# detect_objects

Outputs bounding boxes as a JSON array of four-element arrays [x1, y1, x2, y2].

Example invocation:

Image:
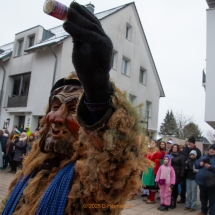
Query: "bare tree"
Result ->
[[174, 110, 193, 139], [206, 129, 215, 143]]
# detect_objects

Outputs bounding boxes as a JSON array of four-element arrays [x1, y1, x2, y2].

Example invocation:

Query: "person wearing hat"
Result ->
[[187, 136, 201, 159], [166, 139, 173, 153], [195, 144, 215, 215], [0, 129, 9, 169], [184, 150, 198, 212], [177, 135, 202, 204], [0, 2, 150, 215]]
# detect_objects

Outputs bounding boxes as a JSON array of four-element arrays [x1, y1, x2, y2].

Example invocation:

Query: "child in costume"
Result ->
[[155, 155, 176, 211]]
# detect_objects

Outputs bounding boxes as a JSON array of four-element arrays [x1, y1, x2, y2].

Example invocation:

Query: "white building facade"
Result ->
[[204, 0, 215, 129], [0, 3, 164, 138]]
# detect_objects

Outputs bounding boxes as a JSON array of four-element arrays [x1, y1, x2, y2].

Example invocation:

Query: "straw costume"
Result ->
[[0, 2, 151, 215]]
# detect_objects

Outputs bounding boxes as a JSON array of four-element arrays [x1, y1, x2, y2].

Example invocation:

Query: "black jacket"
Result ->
[[13, 139, 27, 162], [0, 135, 8, 153], [182, 146, 201, 162], [185, 158, 197, 180], [170, 152, 185, 184]]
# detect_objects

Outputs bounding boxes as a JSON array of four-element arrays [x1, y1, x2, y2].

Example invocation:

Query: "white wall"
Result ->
[[205, 8, 215, 128], [100, 5, 162, 133]]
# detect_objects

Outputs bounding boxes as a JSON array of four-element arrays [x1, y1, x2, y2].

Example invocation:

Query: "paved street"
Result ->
[[0, 169, 201, 215]]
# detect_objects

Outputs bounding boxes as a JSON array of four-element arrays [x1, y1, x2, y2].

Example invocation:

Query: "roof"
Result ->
[[1, 3, 131, 56], [95, 4, 130, 20], [26, 26, 69, 52], [131, 3, 165, 97], [206, 0, 215, 8], [0, 42, 13, 61], [25, 4, 131, 52], [198, 136, 210, 144]]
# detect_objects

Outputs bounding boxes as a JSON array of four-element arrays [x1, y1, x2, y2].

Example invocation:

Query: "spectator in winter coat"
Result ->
[[0, 130, 8, 169], [142, 140, 163, 204], [26, 133, 35, 153], [168, 144, 185, 209], [178, 136, 202, 204], [13, 132, 27, 170], [155, 155, 175, 211], [0, 140, 3, 170], [5, 134, 12, 170], [195, 144, 215, 215], [7, 134, 18, 173], [184, 150, 198, 212]]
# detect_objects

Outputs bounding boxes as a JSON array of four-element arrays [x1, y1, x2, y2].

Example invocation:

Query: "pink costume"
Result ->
[[155, 155, 175, 206]]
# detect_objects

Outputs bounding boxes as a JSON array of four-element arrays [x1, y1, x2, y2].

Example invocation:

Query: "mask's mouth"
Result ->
[[51, 125, 68, 138]]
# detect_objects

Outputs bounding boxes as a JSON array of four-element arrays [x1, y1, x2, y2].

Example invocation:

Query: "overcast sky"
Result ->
[[0, 0, 212, 137]]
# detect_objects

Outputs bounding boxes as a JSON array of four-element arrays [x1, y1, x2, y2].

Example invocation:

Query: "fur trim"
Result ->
[[0, 84, 152, 215]]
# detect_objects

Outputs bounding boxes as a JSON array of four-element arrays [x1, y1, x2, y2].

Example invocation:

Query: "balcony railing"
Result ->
[[7, 96, 28, 107]]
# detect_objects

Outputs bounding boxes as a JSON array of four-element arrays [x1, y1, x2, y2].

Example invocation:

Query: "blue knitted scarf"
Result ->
[[2, 162, 75, 215]]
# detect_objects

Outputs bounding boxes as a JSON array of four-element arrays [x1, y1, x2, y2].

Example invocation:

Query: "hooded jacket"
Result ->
[[185, 150, 197, 180], [155, 155, 175, 185], [195, 154, 215, 186]]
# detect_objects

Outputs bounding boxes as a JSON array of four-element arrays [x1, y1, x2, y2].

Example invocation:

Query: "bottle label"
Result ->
[[49, 1, 67, 20]]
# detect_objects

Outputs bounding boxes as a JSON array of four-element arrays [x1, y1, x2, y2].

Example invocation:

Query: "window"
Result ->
[[18, 116, 25, 129], [139, 68, 147, 85], [28, 35, 35, 48], [16, 38, 24, 56], [145, 101, 152, 118], [111, 50, 118, 70], [126, 23, 132, 41], [129, 94, 136, 105], [12, 73, 31, 96], [121, 57, 130, 76]]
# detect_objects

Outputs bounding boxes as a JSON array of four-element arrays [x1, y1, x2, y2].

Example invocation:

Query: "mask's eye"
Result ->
[[68, 106, 76, 114], [51, 102, 61, 111], [67, 100, 78, 114]]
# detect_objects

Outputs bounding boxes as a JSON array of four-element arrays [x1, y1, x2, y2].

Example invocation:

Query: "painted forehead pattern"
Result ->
[[50, 85, 83, 103]]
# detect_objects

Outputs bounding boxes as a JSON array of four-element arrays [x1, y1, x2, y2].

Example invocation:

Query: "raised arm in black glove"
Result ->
[[63, 2, 113, 103]]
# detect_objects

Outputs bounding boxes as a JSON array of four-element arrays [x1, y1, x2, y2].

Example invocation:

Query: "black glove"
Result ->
[[63, 2, 113, 102]]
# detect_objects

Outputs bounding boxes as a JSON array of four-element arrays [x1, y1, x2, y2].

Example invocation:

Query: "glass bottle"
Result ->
[[43, 0, 68, 20]]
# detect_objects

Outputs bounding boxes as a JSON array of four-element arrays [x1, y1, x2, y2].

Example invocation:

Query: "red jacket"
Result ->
[[146, 149, 162, 175]]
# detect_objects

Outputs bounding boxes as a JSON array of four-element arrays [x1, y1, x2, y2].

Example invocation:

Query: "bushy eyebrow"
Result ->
[[51, 96, 62, 104], [65, 97, 79, 104]]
